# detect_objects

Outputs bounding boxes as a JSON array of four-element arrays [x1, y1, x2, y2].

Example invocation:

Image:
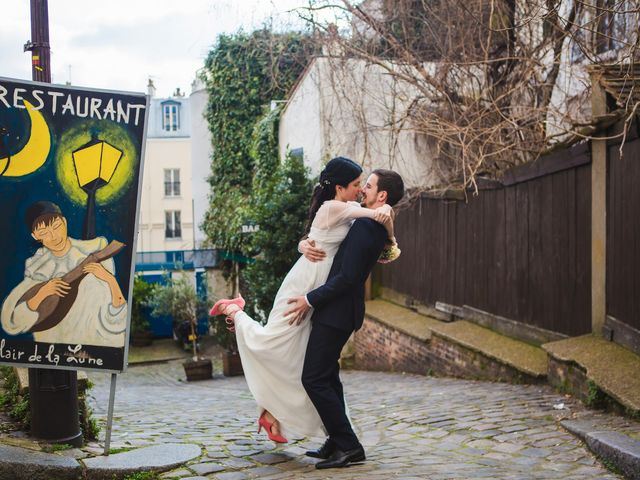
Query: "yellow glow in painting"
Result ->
[[56, 120, 137, 205]]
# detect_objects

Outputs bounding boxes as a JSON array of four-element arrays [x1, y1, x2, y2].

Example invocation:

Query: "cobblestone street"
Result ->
[[86, 361, 622, 479]]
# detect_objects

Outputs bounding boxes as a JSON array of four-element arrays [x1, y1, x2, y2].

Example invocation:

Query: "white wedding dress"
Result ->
[[233, 200, 382, 439]]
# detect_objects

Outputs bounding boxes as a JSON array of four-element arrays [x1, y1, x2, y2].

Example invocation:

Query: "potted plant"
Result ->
[[145, 272, 212, 381], [210, 309, 243, 377], [130, 275, 154, 346]]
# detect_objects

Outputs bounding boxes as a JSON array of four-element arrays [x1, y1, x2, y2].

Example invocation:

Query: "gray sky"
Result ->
[[2, 0, 321, 97]]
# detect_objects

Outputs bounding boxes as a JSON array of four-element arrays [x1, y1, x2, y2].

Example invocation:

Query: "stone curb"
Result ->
[[0, 444, 81, 480], [561, 419, 640, 480], [0, 442, 202, 480]]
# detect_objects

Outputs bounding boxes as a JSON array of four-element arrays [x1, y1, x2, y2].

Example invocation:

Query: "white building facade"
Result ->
[[279, 56, 438, 189], [137, 84, 195, 253], [189, 74, 212, 249], [135, 79, 230, 337]]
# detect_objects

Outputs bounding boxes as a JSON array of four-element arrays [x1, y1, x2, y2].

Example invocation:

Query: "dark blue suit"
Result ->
[[302, 217, 387, 451]]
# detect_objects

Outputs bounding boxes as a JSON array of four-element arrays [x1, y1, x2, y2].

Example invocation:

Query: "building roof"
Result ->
[[590, 63, 640, 110]]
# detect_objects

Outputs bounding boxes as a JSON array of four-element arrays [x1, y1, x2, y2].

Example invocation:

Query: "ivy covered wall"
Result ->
[[243, 109, 312, 319], [202, 29, 316, 316]]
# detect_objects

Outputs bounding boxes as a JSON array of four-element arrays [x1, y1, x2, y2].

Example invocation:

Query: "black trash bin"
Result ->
[[29, 368, 82, 446]]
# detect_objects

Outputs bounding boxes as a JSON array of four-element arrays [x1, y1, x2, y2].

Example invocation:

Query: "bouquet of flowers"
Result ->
[[378, 240, 401, 264]]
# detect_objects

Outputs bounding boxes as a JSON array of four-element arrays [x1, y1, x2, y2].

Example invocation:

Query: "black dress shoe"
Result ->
[[315, 446, 365, 469], [305, 439, 336, 459]]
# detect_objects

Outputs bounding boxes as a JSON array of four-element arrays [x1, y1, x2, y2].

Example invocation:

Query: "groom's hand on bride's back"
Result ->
[[285, 296, 311, 326], [299, 239, 326, 262]]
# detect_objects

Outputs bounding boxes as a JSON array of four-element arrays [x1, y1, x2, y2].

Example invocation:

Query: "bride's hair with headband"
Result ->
[[303, 157, 362, 236]]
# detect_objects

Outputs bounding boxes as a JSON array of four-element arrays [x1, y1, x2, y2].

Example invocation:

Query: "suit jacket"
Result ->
[[307, 217, 388, 332]]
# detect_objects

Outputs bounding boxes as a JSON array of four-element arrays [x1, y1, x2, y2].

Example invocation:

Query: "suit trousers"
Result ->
[[302, 322, 361, 451]]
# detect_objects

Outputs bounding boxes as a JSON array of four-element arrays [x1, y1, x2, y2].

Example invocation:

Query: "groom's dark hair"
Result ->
[[372, 169, 404, 206]]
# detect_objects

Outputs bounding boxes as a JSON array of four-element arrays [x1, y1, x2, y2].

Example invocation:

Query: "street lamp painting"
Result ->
[[72, 138, 123, 239], [0, 77, 148, 379]]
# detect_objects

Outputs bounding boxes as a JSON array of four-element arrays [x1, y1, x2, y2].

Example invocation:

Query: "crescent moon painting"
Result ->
[[0, 100, 51, 177], [0, 77, 148, 374]]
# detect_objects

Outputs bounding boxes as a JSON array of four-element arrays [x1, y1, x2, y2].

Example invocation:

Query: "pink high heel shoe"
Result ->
[[210, 295, 245, 332], [258, 411, 288, 444]]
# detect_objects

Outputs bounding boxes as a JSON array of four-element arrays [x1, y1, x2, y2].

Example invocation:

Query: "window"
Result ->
[[164, 169, 181, 196], [595, 0, 620, 53], [165, 210, 182, 239], [570, 1, 634, 62], [162, 102, 180, 131], [570, 23, 588, 63]]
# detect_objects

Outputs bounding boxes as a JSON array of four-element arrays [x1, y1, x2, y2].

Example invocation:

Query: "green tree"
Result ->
[[242, 148, 313, 321], [201, 29, 317, 257]]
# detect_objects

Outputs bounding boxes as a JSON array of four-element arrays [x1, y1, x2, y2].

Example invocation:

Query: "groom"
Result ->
[[286, 167, 404, 469]]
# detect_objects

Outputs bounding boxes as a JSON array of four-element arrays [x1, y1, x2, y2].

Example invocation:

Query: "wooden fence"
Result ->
[[378, 143, 593, 337], [380, 119, 640, 340], [606, 122, 640, 333]]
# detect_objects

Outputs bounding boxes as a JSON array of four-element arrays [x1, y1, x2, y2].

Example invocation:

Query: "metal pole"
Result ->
[[25, 0, 51, 83], [83, 189, 97, 239], [25, 0, 82, 448], [103, 373, 118, 455]]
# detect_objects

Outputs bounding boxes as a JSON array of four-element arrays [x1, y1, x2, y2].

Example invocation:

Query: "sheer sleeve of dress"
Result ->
[[311, 200, 376, 230]]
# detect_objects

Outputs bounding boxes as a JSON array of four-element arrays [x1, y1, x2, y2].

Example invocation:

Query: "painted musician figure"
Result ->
[[1, 201, 127, 347]]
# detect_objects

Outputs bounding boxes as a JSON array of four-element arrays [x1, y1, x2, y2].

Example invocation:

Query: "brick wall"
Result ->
[[547, 356, 624, 413], [354, 317, 434, 375], [547, 356, 589, 399], [429, 334, 542, 384], [354, 316, 543, 384], [355, 310, 634, 417]]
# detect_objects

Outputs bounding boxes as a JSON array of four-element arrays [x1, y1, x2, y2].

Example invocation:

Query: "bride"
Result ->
[[210, 156, 396, 443]]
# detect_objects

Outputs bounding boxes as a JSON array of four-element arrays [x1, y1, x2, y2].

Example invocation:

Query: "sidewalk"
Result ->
[[0, 337, 639, 479]]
